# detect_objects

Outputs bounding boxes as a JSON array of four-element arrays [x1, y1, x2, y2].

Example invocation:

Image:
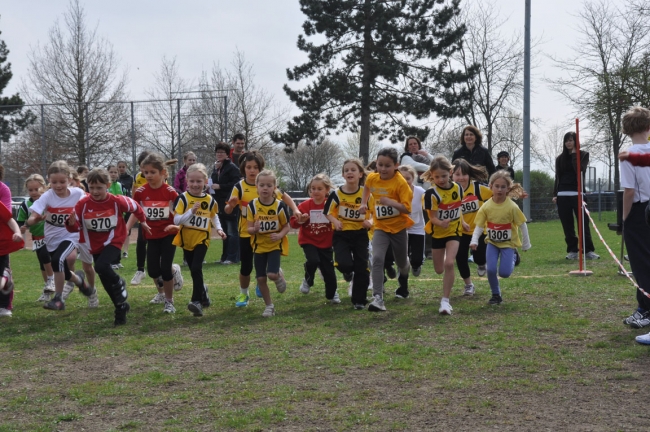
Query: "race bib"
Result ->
[[258, 215, 279, 233], [45, 207, 74, 227], [338, 203, 362, 221], [436, 202, 461, 221], [84, 209, 118, 232], [487, 222, 512, 243], [461, 195, 480, 214], [142, 201, 170, 221], [32, 237, 46, 251], [188, 214, 210, 231], [375, 204, 398, 220], [240, 200, 249, 218], [310, 209, 329, 224]]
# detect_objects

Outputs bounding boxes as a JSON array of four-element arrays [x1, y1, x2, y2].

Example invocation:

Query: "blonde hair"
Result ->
[[308, 173, 333, 191], [420, 155, 452, 183], [48, 160, 71, 177], [183, 151, 197, 162], [398, 165, 417, 181], [342, 158, 368, 186], [256, 169, 277, 186], [25, 174, 47, 192], [187, 163, 208, 179], [489, 170, 526, 199], [622, 106, 650, 136]]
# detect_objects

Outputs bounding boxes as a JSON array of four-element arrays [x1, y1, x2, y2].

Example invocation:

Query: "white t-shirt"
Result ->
[[407, 186, 426, 235], [30, 187, 85, 252], [620, 142, 650, 203]]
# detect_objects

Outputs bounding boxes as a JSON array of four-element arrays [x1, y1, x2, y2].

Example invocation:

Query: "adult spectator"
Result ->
[[210, 142, 242, 264], [230, 133, 246, 164], [400, 136, 432, 176], [174, 151, 197, 194], [496, 151, 516, 180], [117, 161, 134, 196], [451, 126, 496, 176], [552, 131, 599, 260]]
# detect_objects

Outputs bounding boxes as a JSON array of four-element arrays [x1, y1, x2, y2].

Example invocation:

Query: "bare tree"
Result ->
[[531, 123, 568, 174], [548, 0, 650, 191], [425, 120, 464, 159], [340, 132, 382, 162], [451, 0, 527, 153], [277, 139, 343, 191], [22, 0, 129, 167]]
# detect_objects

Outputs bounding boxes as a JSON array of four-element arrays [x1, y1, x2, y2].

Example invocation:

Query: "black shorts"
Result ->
[[431, 236, 461, 249]]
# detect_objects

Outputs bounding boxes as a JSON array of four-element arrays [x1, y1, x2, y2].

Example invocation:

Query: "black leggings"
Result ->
[[0, 254, 10, 309], [333, 229, 369, 305], [183, 245, 209, 302], [136, 223, 147, 271], [94, 245, 128, 306], [456, 234, 487, 279], [302, 244, 338, 300], [146, 235, 176, 281], [36, 244, 51, 271], [50, 241, 76, 280], [239, 236, 254, 277], [407, 233, 425, 269], [557, 195, 595, 253], [624, 202, 650, 312]]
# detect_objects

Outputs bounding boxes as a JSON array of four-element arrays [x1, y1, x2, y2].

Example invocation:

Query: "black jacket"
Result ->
[[210, 158, 241, 216], [452, 145, 496, 176], [553, 152, 589, 196], [118, 173, 134, 196]]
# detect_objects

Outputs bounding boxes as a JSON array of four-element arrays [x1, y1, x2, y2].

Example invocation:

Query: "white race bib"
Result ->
[[338, 204, 362, 221], [188, 214, 210, 231], [461, 196, 480, 214], [258, 216, 280, 233], [310, 209, 329, 224], [436, 202, 461, 221], [375, 204, 398, 220], [142, 201, 170, 221], [487, 222, 512, 243], [84, 209, 118, 232], [45, 207, 74, 227], [32, 238, 46, 251]]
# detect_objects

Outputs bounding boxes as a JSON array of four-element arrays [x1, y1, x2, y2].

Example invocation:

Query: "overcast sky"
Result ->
[[0, 0, 630, 173]]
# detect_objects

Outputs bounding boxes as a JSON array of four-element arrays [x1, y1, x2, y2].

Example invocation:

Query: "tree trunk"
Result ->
[[358, 0, 373, 165]]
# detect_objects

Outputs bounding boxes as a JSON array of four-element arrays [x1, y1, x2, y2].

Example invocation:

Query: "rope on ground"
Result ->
[[583, 204, 650, 299]]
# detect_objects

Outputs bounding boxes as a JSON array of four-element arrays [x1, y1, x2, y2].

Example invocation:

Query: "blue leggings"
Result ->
[[486, 243, 515, 296]]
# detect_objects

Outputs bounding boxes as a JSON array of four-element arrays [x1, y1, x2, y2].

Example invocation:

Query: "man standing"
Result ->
[[230, 133, 246, 165]]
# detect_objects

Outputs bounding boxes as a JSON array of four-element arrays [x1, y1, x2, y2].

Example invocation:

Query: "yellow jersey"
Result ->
[[364, 172, 414, 234], [423, 181, 464, 238], [172, 192, 219, 250], [323, 187, 373, 231], [474, 197, 527, 248], [230, 180, 283, 238], [246, 198, 290, 255], [460, 181, 493, 235]]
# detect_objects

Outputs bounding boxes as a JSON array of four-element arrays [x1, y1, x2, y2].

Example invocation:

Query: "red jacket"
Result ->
[[289, 198, 333, 248], [67, 194, 145, 255], [627, 152, 650, 167], [133, 183, 178, 240], [0, 202, 23, 255]]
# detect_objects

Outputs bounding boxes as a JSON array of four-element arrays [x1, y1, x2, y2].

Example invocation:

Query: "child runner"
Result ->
[[16, 174, 56, 302], [107, 165, 125, 269], [421, 156, 469, 315], [173, 163, 226, 317], [26, 161, 97, 311], [66, 168, 149, 325], [290, 174, 339, 303], [117, 160, 134, 259], [174, 151, 197, 194], [324, 159, 372, 309], [470, 171, 531, 305], [360, 148, 414, 312], [398, 165, 426, 277], [452, 159, 491, 295], [130, 151, 151, 285], [0, 200, 25, 317], [225, 151, 301, 308], [131, 153, 184, 313], [247, 169, 290, 317]]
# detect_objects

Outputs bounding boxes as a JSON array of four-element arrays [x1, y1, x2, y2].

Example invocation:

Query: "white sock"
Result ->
[[240, 287, 248, 295], [442, 297, 450, 303]]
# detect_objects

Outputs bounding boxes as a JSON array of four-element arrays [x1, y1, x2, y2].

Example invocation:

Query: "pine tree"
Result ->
[[276, 0, 477, 163], [0, 23, 34, 143]]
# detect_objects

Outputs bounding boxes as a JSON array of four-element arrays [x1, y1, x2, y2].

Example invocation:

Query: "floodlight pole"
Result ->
[[522, 0, 531, 220]]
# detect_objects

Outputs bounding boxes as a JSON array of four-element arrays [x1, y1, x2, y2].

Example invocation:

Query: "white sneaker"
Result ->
[[565, 252, 578, 260], [275, 269, 286, 293], [585, 251, 600, 260], [368, 294, 386, 312], [172, 264, 184, 291], [62, 280, 75, 301], [0, 308, 12, 317], [463, 283, 475, 296], [330, 292, 341, 304], [131, 270, 146, 285], [477, 265, 486, 277], [262, 304, 275, 317], [439, 301, 453, 315], [122, 251, 128, 259], [299, 279, 310, 294], [37, 291, 53, 302], [163, 300, 176, 314], [635, 332, 650, 345], [87, 288, 99, 308], [149, 292, 166, 304]]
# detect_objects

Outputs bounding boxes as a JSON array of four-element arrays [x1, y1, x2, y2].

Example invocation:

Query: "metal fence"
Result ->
[[0, 95, 229, 194]]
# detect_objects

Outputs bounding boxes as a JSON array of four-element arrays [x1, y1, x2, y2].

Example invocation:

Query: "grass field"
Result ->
[[1, 210, 649, 431]]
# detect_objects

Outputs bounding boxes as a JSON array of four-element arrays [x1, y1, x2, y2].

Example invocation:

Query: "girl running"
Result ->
[[290, 174, 339, 303], [360, 148, 414, 312], [130, 151, 151, 285], [17, 174, 56, 302], [107, 165, 125, 269], [26, 161, 96, 311], [131, 153, 184, 314], [422, 156, 469, 315], [397, 165, 426, 277], [324, 158, 372, 309], [225, 151, 301, 308], [470, 171, 531, 305], [66, 168, 149, 325], [452, 159, 491, 296], [0, 201, 24, 317], [247, 170, 290, 317], [173, 163, 226, 317]]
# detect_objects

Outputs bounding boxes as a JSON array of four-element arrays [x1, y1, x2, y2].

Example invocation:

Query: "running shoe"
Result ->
[[130, 270, 146, 285], [172, 264, 184, 291], [235, 293, 249, 307]]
